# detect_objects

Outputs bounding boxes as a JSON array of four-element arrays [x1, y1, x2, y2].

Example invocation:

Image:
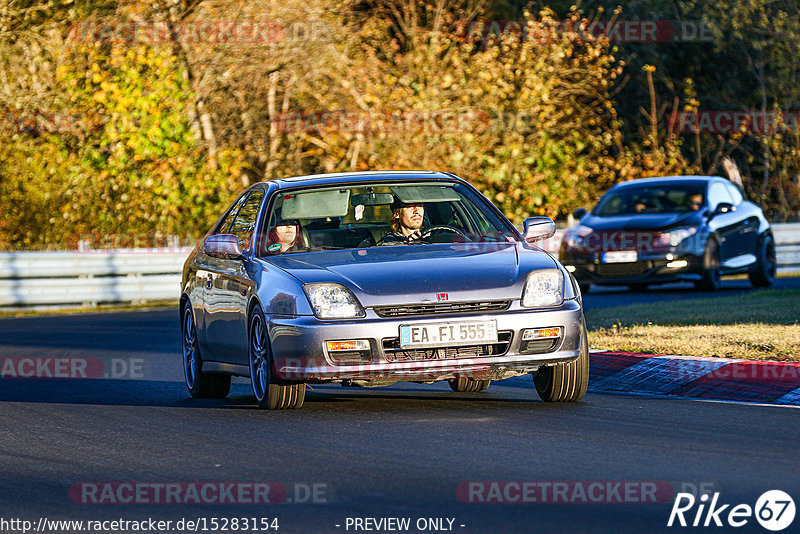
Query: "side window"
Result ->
[[708, 182, 734, 211], [216, 193, 249, 235], [725, 182, 744, 205], [230, 189, 264, 250]]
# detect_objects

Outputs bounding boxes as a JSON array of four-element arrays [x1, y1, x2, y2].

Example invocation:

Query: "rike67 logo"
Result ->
[[668, 490, 795, 531]]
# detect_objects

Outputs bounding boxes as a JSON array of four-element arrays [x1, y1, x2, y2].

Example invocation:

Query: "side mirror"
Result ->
[[522, 217, 556, 243], [709, 202, 736, 219], [572, 207, 588, 220], [204, 234, 244, 259]]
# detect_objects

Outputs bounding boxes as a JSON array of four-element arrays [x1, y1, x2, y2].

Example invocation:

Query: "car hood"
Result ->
[[265, 243, 558, 306], [582, 211, 701, 231]]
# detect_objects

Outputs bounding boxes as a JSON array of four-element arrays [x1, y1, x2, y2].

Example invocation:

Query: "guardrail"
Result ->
[[0, 224, 798, 307], [0, 249, 189, 307]]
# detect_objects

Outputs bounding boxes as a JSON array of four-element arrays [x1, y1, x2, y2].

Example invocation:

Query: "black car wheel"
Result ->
[[249, 305, 305, 410], [533, 317, 589, 402], [182, 302, 231, 398], [448, 378, 491, 392], [695, 238, 721, 291], [749, 234, 777, 288]]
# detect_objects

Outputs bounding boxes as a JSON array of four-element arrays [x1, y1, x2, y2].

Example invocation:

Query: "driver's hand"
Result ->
[[405, 230, 423, 243]]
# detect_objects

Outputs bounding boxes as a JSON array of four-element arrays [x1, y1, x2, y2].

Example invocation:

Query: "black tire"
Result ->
[[694, 238, 721, 291], [749, 234, 776, 288], [578, 282, 591, 295], [181, 302, 231, 398], [448, 377, 491, 392], [248, 305, 305, 409], [533, 317, 589, 402]]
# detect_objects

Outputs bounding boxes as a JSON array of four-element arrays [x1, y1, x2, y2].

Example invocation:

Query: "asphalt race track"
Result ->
[[1, 279, 799, 534], [582, 275, 800, 309]]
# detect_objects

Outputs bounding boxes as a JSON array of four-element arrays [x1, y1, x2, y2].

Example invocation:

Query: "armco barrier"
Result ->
[[0, 249, 189, 307], [0, 224, 797, 307]]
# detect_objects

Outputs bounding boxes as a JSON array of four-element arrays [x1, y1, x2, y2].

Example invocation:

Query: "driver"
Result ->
[[380, 198, 426, 245]]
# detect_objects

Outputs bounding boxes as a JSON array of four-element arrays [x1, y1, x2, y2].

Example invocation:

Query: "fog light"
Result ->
[[564, 265, 577, 273], [325, 339, 371, 365], [521, 327, 562, 341], [666, 260, 688, 269], [520, 327, 562, 354], [326, 340, 370, 352]]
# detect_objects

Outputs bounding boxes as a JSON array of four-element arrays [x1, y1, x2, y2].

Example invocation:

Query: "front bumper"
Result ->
[[267, 299, 584, 383], [561, 251, 705, 286]]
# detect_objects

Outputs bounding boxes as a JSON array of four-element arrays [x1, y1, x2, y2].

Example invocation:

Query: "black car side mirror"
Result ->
[[204, 234, 244, 260], [709, 202, 736, 219], [572, 207, 588, 220]]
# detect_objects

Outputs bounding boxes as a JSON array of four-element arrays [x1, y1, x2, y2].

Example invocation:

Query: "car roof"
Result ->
[[260, 170, 464, 190], [612, 175, 725, 189]]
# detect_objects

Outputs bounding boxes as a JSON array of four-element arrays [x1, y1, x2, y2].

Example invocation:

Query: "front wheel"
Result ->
[[694, 239, 721, 291], [533, 318, 589, 402], [182, 302, 231, 398], [448, 378, 491, 392], [749, 234, 776, 288], [249, 305, 305, 409]]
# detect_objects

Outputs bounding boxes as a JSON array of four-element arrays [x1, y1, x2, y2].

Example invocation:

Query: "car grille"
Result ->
[[374, 300, 510, 318], [596, 262, 651, 277], [382, 331, 513, 362]]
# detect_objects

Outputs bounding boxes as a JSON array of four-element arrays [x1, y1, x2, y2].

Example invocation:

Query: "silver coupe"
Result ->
[[181, 171, 588, 409]]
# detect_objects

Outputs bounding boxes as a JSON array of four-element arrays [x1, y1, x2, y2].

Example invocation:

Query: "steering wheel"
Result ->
[[420, 225, 467, 239]]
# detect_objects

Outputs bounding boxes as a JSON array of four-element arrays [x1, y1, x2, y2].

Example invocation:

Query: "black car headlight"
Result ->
[[303, 283, 366, 319], [521, 269, 564, 308], [655, 226, 698, 247]]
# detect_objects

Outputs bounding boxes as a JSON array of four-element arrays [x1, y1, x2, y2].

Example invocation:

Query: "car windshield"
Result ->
[[594, 184, 706, 216], [259, 181, 517, 254]]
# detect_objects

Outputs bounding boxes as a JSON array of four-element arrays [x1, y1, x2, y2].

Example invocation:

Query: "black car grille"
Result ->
[[374, 300, 510, 318], [382, 331, 513, 362], [596, 261, 651, 278]]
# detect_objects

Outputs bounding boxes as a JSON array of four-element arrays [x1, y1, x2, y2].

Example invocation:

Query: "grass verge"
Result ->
[[586, 289, 800, 361]]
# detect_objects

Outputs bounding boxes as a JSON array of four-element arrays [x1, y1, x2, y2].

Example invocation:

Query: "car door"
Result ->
[[706, 180, 744, 264], [205, 189, 264, 366], [725, 181, 759, 259], [195, 192, 249, 357]]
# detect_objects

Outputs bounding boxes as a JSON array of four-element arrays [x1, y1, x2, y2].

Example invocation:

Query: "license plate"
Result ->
[[602, 250, 638, 263], [399, 320, 498, 348]]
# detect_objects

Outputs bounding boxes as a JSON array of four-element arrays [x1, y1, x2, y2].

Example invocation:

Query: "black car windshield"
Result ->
[[259, 181, 518, 254], [594, 184, 706, 216]]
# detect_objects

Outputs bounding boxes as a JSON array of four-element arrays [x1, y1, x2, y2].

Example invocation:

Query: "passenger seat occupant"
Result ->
[[380, 198, 426, 245], [689, 193, 704, 211], [266, 219, 303, 254]]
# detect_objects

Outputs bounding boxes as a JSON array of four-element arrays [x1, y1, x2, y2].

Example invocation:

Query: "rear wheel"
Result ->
[[182, 302, 231, 398], [749, 234, 776, 288], [533, 317, 589, 402], [694, 239, 721, 291], [249, 305, 305, 409], [448, 378, 491, 392]]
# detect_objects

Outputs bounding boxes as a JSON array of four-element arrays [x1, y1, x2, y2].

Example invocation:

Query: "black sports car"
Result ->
[[559, 176, 776, 292]]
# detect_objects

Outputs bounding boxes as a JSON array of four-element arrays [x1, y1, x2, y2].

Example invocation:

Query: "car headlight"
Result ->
[[303, 283, 366, 319], [655, 227, 698, 247], [564, 225, 593, 247], [521, 269, 564, 308]]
